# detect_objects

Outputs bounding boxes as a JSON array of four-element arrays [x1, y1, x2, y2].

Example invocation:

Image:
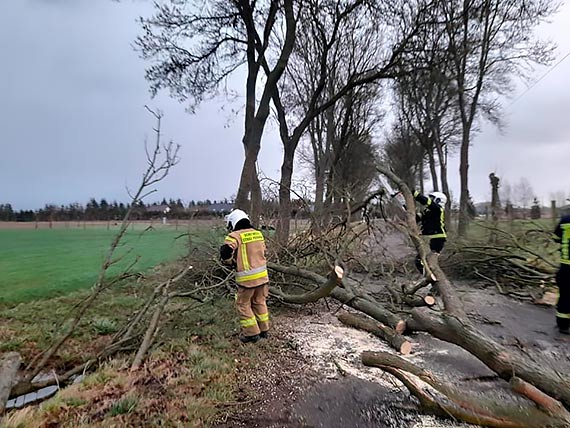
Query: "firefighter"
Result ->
[[220, 209, 270, 343], [553, 214, 570, 335], [413, 190, 447, 273]]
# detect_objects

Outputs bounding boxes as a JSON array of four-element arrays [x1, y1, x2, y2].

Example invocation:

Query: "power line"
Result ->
[[509, 49, 570, 106]]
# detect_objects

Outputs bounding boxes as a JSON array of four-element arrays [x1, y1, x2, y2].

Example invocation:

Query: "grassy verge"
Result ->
[[1, 261, 265, 427]]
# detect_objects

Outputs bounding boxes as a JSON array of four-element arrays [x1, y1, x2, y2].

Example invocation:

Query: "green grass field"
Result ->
[[0, 226, 191, 305]]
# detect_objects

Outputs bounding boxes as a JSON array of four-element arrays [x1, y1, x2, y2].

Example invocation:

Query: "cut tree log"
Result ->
[[403, 277, 434, 295], [362, 351, 570, 428], [0, 352, 21, 414], [337, 313, 412, 354], [403, 294, 436, 307]]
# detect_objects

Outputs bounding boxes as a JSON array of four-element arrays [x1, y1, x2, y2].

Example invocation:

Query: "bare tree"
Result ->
[[514, 177, 534, 210], [395, 31, 461, 217], [437, 0, 557, 236], [271, 0, 434, 242], [136, 0, 297, 224], [499, 178, 512, 207]]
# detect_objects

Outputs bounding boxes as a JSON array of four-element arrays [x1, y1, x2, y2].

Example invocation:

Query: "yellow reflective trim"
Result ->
[[240, 230, 264, 244], [440, 209, 446, 237], [426, 198, 432, 206], [426, 233, 447, 239], [413, 190, 419, 197], [256, 313, 269, 322], [556, 312, 570, 319], [225, 236, 237, 244], [561, 260, 570, 265], [561, 224, 570, 263], [236, 270, 269, 283], [241, 239, 250, 271], [240, 316, 258, 327]]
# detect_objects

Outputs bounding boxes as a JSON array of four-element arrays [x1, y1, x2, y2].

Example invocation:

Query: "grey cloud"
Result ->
[[0, 0, 568, 211]]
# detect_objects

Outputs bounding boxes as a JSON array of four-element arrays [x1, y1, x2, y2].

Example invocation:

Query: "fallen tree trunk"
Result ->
[[270, 264, 344, 304], [0, 352, 21, 414], [409, 309, 570, 408], [331, 288, 407, 334], [338, 313, 411, 354], [268, 262, 406, 333], [362, 351, 570, 428]]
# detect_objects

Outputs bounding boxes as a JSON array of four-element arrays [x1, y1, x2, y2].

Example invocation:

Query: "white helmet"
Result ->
[[428, 191, 447, 208], [225, 209, 249, 231]]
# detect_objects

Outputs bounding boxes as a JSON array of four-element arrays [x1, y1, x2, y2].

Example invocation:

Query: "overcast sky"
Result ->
[[0, 0, 569, 210]]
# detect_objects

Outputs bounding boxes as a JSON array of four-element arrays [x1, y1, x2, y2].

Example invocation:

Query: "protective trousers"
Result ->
[[556, 265, 570, 331], [415, 237, 446, 273], [236, 283, 270, 337]]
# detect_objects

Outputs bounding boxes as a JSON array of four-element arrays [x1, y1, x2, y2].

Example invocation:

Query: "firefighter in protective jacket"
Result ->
[[220, 209, 270, 343], [553, 214, 570, 335], [413, 190, 447, 273]]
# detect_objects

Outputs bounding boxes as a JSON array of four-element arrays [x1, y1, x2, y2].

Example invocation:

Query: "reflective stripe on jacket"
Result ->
[[224, 228, 269, 287], [554, 215, 570, 265], [414, 191, 446, 239]]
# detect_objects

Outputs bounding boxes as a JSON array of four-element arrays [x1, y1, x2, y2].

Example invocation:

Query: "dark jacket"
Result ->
[[414, 191, 446, 238], [220, 219, 253, 262], [554, 215, 570, 265]]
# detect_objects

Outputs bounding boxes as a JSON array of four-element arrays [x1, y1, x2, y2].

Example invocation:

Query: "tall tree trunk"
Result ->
[[277, 143, 295, 243], [418, 157, 424, 194], [434, 139, 451, 227], [234, 142, 261, 215], [314, 162, 325, 220], [428, 150, 439, 192], [458, 128, 470, 236]]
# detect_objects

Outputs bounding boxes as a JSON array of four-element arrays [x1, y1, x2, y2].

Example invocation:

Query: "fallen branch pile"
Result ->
[[264, 165, 570, 427], [446, 223, 557, 294]]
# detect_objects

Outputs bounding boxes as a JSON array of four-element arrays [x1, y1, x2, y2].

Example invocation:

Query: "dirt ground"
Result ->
[[216, 280, 570, 428]]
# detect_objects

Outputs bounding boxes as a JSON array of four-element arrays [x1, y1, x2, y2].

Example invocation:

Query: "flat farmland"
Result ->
[[0, 222, 204, 305]]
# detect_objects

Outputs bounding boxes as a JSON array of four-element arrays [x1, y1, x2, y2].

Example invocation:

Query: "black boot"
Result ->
[[556, 317, 570, 335], [259, 331, 270, 339], [239, 334, 260, 344]]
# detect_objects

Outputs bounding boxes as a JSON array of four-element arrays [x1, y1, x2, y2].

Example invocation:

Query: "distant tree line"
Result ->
[[0, 198, 237, 222]]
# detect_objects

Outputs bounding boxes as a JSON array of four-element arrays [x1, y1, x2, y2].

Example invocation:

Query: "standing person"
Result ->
[[412, 190, 447, 274], [553, 214, 570, 335], [220, 209, 270, 343]]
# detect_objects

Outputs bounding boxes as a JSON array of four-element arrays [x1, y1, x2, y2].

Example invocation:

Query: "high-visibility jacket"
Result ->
[[224, 228, 269, 287], [414, 191, 446, 239], [554, 215, 570, 265]]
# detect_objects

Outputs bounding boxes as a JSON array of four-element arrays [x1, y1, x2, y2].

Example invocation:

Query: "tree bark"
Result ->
[[271, 265, 344, 304], [235, 133, 262, 220], [410, 309, 570, 407], [338, 313, 411, 354], [268, 262, 406, 333], [362, 351, 569, 428], [276, 142, 295, 244], [458, 113, 472, 236], [434, 137, 451, 222], [331, 288, 407, 334], [427, 150, 439, 192]]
